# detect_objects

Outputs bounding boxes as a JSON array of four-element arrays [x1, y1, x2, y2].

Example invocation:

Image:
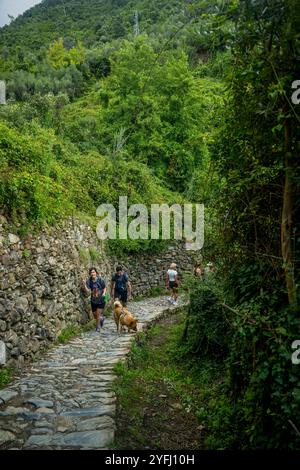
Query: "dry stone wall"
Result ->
[[0, 215, 197, 367]]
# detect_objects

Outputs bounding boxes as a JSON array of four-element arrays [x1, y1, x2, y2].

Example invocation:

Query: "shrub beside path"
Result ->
[[0, 296, 188, 449]]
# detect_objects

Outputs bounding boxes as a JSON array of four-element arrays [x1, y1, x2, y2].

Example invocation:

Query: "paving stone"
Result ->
[[3, 406, 28, 415], [50, 430, 114, 448], [36, 407, 55, 414], [0, 430, 15, 445], [23, 398, 54, 409], [61, 405, 115, 418], [31, 428, 54, 435], [34, 421, 53, 429], [0, 390, 18, 404], [24, 435, 52, 447], [76, 416, 115, 432]]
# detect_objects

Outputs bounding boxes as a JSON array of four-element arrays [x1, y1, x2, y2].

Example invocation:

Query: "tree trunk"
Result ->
[[281, 119, 297, 310]]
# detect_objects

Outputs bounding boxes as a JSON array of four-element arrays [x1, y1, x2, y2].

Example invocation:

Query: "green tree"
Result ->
[[47, 38, 69, 69], [47, 38, 85, 69], [97, 36, 222, 191], [202, 0, 300, 449]]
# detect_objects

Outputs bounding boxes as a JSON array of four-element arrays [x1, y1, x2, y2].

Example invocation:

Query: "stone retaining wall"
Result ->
[[0, 215, 198, 367]]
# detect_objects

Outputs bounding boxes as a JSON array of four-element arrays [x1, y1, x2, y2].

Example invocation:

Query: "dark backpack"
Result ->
[[114, 273, 128, 291]]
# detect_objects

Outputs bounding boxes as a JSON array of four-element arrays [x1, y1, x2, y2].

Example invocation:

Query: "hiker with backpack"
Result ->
[[110, 265, 132, 306], [81, 267, 107, 332]]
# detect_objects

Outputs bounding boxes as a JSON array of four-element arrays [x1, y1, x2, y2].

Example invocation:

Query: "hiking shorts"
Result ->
[[91, 300, 105, 312], [169, 281, 178, 291], [114, 289, 128, 303]]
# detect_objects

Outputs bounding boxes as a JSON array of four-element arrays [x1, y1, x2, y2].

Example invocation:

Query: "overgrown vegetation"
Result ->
[[113, 312, 222, 450], [0, 367, 13, 388], [56, 319, 95, 344], [0, 1, 224, 235], [180, 275, 300, 449], [56, 325, 81, 344]]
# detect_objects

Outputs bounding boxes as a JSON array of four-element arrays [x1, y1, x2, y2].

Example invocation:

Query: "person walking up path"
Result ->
[[110, 265, 132, 307], [81, 267, 107, 332], [166, 263, 180, 306]]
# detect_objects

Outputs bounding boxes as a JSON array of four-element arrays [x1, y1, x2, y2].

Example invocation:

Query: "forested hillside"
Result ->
[[0, 0, 226, 231], [0, 0, 231, 63], [0, 0, 299, 450], [0, 0, 189, 50]]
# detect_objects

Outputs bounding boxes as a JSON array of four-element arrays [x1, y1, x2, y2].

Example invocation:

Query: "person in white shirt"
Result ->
[[166, 263, 180, 305]]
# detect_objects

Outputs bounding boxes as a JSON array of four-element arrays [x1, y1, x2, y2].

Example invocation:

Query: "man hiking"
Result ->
[[110, 265, 132, 306], [82, 267, 107, 332]]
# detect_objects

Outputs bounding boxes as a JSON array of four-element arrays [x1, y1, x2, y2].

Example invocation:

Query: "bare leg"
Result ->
[[95, 308, 104, 330], [100, 308, 104, 327], [93, 310, 99, 330], [171, 289, 178, 302]]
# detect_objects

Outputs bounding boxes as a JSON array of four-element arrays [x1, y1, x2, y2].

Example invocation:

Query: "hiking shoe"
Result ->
[[95, 327, 100, 333], [166, 296, 172, 302], [172, 300, 178, 306], [100, 317, 105, 328]]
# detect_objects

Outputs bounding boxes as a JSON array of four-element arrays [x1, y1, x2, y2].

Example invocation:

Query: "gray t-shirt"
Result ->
[[167, 269, 178, 282]]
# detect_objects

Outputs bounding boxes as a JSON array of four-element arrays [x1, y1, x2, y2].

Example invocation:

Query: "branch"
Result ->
[[221, 303, 239, 314], [288, 420, 300, 438]]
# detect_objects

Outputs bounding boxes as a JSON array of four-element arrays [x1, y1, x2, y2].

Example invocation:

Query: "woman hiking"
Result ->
[[82, 267, 107, 332]]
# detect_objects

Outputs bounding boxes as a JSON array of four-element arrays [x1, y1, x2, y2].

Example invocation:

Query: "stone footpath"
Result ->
[[0, 296, 187, 450]]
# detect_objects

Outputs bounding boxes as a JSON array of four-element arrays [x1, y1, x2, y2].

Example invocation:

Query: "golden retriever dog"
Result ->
[[113, 300, 138, 333]]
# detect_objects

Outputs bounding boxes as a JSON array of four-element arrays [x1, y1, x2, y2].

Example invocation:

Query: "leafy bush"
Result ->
[[182, 276, 229, 359], [0, 122, 74, 225], [227, 297, 300, 449], [6, 65, 85, 102], [56, 325, 80, 344], [180, 275, 300, 449], [0, 367, 13, 388], [1, 170, 71, 226]]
